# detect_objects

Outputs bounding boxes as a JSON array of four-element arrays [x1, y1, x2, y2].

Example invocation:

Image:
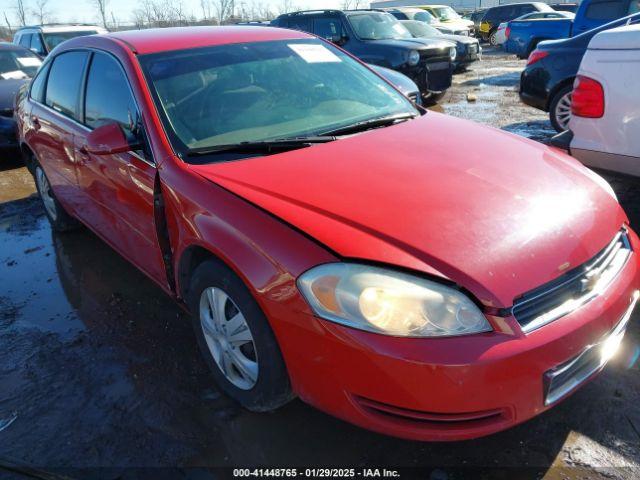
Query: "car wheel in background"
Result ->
[[489, 30, 498, 46], [33, 163, 80, 232], [187, 257, 294, 412], [549, 85, 573, 132]]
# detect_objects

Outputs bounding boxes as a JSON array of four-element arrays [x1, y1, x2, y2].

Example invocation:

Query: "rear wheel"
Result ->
[[34, 163, 80, 232], [489, 30, 498, 46], [549, 85, 573, 132], [188, 258, 294, 412]]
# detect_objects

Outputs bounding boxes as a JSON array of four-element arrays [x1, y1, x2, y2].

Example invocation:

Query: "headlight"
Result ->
[[449, 47, 457, 61], [297, 263, 492, 337], [407, 50, 420, 66]]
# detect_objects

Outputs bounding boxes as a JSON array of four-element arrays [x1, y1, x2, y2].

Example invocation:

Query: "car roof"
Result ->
[[99, 26, 313, 55]]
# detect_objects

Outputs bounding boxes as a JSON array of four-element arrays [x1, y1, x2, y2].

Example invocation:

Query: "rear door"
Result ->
[[73, 50, 168, 287], [29, 50, 90, 213]]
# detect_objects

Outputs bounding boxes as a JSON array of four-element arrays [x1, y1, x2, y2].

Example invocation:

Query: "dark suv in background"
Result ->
[[271, 10, 456, 101], [480, 2, 553, 44]]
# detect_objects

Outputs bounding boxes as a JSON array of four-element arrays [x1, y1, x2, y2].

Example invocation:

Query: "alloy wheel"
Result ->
[[199, 287, 259, 390], [554, 91, 572, 131], [36, 167, 57, 221]]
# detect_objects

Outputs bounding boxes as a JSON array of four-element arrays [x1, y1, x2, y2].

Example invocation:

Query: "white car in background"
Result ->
[[495, 11, 575, 46], [568, 23, 640, 176]]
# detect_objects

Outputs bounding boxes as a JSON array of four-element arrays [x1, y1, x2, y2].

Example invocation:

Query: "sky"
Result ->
[[1, 0, 347, 26]]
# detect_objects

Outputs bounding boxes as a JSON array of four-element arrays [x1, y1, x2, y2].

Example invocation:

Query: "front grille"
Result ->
[[512, 230, 632, 333]]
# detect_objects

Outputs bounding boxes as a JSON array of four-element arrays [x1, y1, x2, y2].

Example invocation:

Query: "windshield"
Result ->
[[403, 20, 442, 37], [411, 11, 437, 23], [43, 30, 100, 51], [140, 39, 417, 157], [0, 49, 42, 79], [348, 12, 414, 40], [429, 7, 461, 21]]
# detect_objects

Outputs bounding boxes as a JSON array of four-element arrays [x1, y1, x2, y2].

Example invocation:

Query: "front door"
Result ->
[[73, 50, 168, 288]]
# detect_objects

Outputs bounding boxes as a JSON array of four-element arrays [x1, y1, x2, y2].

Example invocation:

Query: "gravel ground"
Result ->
[[0, 48, 639, 480]]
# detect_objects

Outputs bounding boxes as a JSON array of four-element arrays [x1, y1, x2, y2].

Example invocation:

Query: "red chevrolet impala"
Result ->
[[15, 26, 639, 441]]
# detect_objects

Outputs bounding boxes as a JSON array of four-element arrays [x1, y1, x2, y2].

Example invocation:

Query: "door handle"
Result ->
[[30, 115, 41, 130], [79, 145, 89, 155]]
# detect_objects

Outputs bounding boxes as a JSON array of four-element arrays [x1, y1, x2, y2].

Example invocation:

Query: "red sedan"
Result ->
[[15, 26, 639, 441]]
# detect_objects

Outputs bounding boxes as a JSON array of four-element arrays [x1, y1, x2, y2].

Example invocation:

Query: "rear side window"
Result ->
[[585, 0, 629, 20], [84, 52, 138, 139], [313, 17, 343, 40], [30, 62, 51, 102], [45, 51, 89, 120]]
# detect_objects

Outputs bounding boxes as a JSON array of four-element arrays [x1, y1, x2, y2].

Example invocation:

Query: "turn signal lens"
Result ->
[[505, 26, 511, 39], [571, 75, 604, 118], [526, 49, 548, 66]]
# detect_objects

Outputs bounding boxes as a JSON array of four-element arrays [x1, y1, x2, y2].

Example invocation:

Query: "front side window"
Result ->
[[45, 51, 89, 120], [0, 48, 42, 80], [140, 39, 417, 159], [285, 17, 312, 32], [43, 30, 100, 51], [348, 12, 413, 40], [313, 17, 343, 40], [84, 52, 138, 140], [30, 34, 46, 56]]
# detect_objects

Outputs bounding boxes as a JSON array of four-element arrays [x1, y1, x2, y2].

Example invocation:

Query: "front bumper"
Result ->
[[282, 229, 640, 441], [399, 57, 453, 94]]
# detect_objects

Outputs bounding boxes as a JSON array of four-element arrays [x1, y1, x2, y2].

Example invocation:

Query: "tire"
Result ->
[[549, 85, 573, 132], [33, 162, 80, 232], [187, 258, 294, 412], [489, 30, 498, 46]]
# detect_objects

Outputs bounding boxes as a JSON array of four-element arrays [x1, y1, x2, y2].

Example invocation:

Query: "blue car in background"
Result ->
[[506, 0, 639, 58]]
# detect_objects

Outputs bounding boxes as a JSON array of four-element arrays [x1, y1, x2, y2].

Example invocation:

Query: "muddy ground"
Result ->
[[1, 48, 639, 480]]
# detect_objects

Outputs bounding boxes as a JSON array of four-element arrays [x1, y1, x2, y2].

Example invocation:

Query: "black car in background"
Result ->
[[480, 2, 553, 44], [271, 10, 456, 101], [519, 12, 640, 132], [467, 9, 487, 36], [400, 20, 481, 71], [0, 43, 42, 154]]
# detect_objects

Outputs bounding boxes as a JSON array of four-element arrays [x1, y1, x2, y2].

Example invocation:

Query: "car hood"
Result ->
[[438, 34, 478, 45], [0, 79, 28, 112], [400, 37, 457, 49], [190, 112, 625, 308]]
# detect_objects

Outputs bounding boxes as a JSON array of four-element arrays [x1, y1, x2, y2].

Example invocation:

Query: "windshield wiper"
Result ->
[[186, 136, 337, 157], [321, 113, 418, 137]]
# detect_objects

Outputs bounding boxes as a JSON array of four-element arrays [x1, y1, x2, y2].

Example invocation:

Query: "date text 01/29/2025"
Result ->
[[233, 469, 401, 478]]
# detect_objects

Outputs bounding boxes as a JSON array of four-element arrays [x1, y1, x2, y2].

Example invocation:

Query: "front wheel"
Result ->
[[188, 258, 294, 412], [549, 85, 573, 132]]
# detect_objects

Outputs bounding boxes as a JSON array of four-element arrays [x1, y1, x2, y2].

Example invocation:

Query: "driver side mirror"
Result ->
[[85, 122, 141, 155]]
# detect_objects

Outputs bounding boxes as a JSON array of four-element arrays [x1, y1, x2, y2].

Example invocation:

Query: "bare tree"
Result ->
[[213, 0, 234, 23], [341, 0, 364, 9], [33, 0, 51, 25], [90, 0, 109, 29], [200, 0, 213, 20], [277, 0, 296, 15], [132, 0, 193, 28], [15, 0, 29, 26]]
